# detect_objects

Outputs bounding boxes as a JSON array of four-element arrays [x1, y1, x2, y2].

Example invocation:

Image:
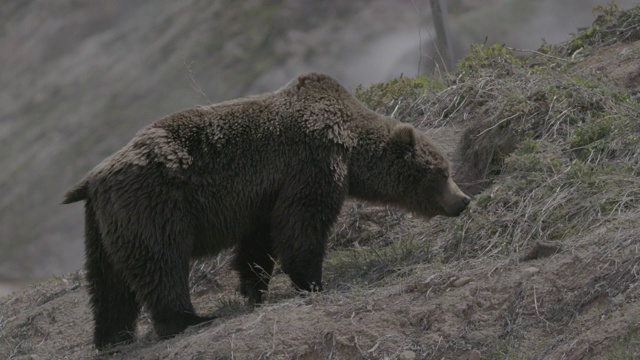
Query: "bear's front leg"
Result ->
[[233, 222, 275, 304], [281, 254, 324, 293], [271, 174, 346, 294]]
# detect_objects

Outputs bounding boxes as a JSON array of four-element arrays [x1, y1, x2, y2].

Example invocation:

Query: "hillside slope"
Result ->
[[1, 4, 639, 359]]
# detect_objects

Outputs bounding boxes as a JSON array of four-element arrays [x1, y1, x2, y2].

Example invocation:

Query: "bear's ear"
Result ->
[[390, 123, 416, 149]]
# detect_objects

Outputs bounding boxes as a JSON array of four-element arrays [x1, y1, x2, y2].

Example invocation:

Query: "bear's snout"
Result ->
[[440, 177, 471, 217]]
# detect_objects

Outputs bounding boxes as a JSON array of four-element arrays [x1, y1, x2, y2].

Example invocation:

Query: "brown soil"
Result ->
[[2, 43, 640, 360], [573, 40, 640, 94]]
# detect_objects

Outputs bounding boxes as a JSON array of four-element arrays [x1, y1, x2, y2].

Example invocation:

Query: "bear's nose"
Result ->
[[462, 196, 471, 206]]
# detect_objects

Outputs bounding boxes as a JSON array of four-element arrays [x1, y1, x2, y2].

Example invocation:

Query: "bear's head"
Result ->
[[385, 123, 471, 218]]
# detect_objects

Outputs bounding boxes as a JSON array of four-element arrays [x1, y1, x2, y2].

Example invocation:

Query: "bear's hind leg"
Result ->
[[152, 307, 214, 340], [233, 222, 275, 304], [135, 252, 212, 338], [84, 203, 140, 350], [148, 251, 215, 338], [110, 224, 214, 339]]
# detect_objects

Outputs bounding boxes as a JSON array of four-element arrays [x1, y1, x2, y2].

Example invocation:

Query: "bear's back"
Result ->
[[82, 72, 373, 201]]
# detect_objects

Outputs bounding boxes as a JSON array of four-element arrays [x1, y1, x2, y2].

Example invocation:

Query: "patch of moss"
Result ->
[[324, 238, 428, 291], [562, 3, 640, 55], [482, 338, 529, 360], [355, 74, 445, 115], [604, 327, 640, 360], [458, 43, 522, 74], [570, 115, 615, 149]]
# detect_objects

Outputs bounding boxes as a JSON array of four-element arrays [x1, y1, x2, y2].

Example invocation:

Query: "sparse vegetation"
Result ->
[[564, 3, 640, 54], [604, 327, 640, 360], [355, 74, 446, 116], [357, 30, 640, 262], [350, 5, 640, 357], [325, 236, 428, 291]]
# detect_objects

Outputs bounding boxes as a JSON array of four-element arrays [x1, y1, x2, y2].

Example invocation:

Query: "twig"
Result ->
[[354, 335, 369, 358], [475, 112, 521, 138], [367, 340, 380, 353], [271, 316, 277, 352], [183, 57, 212, 104], [533, 286, 542, 317], [505, 46, 569, 62], [390, 101, 402, 119]]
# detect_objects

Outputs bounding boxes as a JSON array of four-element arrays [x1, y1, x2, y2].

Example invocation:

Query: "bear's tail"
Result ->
[[62, 178, 89, 204]]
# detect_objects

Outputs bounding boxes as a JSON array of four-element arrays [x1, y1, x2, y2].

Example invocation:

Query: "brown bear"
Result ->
[[63, 72, 470, 349]]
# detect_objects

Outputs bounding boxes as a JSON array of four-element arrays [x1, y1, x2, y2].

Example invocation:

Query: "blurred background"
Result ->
[[1, 0, 636, 287]]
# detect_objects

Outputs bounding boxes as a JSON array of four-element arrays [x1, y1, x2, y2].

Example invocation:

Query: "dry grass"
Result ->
[[357, 6, 640, 266], [349, 7, 640, 356]]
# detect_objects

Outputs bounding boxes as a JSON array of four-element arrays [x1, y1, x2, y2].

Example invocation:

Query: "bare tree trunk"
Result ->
[[430, 0, 454, 71]]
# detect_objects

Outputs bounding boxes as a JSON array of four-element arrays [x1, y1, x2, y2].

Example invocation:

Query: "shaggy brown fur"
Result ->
[[63, 72, 470, 349]]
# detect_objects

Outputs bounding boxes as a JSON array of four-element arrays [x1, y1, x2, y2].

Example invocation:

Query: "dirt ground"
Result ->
[[1, 40, 640, 360]]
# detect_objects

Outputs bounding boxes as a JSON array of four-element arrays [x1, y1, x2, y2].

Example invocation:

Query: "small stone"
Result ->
[[469, 349, 481, 360], [399, 350, 416, 360], [522, 241, 562, 261], [536, 242, 562, 258], [452, 277, 473, 287], [522, 267, 540, 278]]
